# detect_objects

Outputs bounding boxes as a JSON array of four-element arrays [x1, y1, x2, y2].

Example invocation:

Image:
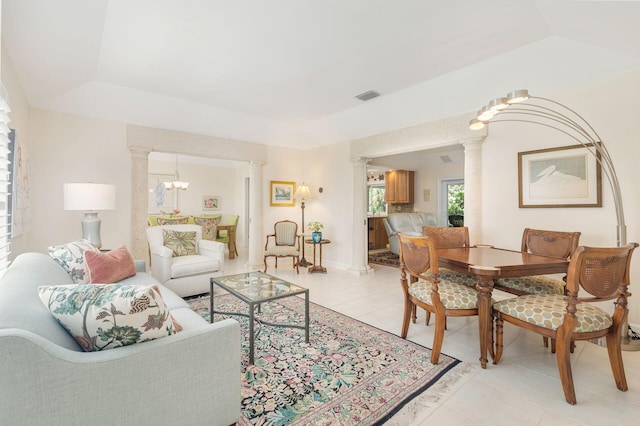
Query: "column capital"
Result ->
[[129, 147, 151, 159]]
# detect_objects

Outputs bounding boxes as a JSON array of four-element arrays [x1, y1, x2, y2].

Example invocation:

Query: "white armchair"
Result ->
[[146, 224, 225, 297]]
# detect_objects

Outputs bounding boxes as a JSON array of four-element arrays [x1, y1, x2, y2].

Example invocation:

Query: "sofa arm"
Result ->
[[199, 240, 225, 272], [149, 244, 173, 283], [0, 320, 241, 426]]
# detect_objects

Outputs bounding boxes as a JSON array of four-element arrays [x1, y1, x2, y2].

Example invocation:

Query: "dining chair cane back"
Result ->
[[493, 243, 638, 405], [263, 220, 301, 274], [398, 233, 482, 364], [419, 227, 479, 325]]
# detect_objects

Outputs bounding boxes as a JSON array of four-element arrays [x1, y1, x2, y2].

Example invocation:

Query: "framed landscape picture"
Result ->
[[270, 181, 296, 206], [518, 143, 602, 208], [202, 195, 221, 211]]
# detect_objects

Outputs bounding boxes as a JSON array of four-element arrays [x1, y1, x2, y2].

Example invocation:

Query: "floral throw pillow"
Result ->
[[156, 217, 189, 225], [38, 284, 182, 352], [193, 217, 220, 241], [163, 230, 197, 257], [48, 239, 100, 283]]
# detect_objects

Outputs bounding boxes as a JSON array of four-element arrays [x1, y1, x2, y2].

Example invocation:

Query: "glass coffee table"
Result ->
[[210, 271, 309, 364]]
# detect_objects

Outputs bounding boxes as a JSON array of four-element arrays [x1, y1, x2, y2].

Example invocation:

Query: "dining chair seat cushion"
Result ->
[[264, 246, 300, 256], [436, 270, 479, 288], [493, 294, 612, 332], [495, 275, 565, 295], [409, 279, 483, 310]]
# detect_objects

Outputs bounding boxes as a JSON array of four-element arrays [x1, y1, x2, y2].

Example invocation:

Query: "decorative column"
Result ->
[[348, 157, 373, 275], [462, 139, 484, 244], [247, 161, 264, 268], [130, 147, 151, 266]]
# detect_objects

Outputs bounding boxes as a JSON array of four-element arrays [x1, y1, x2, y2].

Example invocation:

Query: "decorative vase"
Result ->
[[311, 232, 322, 243]]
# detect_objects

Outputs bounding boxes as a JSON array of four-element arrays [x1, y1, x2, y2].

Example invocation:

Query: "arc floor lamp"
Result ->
[[470, 89, 638, 350]]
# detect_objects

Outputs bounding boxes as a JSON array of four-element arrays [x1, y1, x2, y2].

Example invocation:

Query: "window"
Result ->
[[439, 179, 464, 227], [368, 184, 387, 215]]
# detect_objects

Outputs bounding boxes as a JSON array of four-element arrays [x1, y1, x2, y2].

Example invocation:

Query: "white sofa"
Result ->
[[0, 252, 240, 426], [146, 224, 225, 297], [383, 212, 437, 254]]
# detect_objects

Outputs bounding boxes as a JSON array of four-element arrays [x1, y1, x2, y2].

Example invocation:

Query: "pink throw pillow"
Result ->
[[84, 245, 137, 284]]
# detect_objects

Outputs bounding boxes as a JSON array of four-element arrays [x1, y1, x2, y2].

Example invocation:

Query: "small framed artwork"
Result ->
[[148, 173, 177, 213], [202, 195, 221, 211], [270, 181, 296, 206], [518, 143, 602, 208]]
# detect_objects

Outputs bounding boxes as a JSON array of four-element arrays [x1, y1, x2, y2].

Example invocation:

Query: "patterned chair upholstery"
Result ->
[[493, 243, 638, 405], [494, 228, 581, 296], [398, 233, 488, 365], [264, 220, 301, 274]]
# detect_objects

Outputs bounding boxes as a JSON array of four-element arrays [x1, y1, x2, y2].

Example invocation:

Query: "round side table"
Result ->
[[305, 239, 330, 273]]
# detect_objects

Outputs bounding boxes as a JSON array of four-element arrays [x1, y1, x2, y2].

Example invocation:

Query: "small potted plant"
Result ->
[[308, 221, 323, 243]]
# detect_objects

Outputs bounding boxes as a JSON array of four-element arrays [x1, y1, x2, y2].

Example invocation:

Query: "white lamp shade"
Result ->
[[64, 183, 116, 211], [294, 183, 312, 200]]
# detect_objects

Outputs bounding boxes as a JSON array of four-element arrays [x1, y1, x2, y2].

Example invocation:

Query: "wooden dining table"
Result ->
[[436, 246, 569, 368]]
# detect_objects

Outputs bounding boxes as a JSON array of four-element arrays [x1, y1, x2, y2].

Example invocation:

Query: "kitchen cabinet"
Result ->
[[384, 170, 414, 203], [368, 217, 389, 250]]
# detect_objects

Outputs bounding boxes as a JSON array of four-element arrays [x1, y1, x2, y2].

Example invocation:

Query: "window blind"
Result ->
[[0, 87, 12, 274]]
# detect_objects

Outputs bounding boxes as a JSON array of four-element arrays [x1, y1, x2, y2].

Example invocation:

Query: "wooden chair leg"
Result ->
[[606, 331, 628, 391], [263, 257, 268, 273], [425, 310, 430, 325], [430, 312, 446, 364], [401, 300, 413, 339], [543, 336, 549, 348], [494, 316, 504, 364], [555, 323, 577, 405], [411, 304, 417, 324]]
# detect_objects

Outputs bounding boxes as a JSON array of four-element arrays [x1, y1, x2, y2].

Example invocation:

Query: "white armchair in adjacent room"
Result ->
[[146, 224, 225, 297]]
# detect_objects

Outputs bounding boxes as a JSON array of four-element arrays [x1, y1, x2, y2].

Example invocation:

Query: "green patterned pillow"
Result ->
[[38, 284, 182, 352], [156, 217, 189, 225], [193, 217, 220, 241], [163, 230, 197, 257]]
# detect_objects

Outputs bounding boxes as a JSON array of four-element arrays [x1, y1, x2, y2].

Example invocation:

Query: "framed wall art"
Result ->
[[518, 143, 602, 208], [148, 173, 176, 213], [270, 181, 296, 206], [202, 195, 221, 211]]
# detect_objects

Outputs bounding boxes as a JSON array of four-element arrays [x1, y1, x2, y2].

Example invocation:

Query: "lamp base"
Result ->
[[298, 258, 313, 268], [81, 212, 102, 249]]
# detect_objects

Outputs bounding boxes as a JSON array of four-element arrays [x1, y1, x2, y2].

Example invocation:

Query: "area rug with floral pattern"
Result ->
[[188, 294, 473, 425], [368, 250, 401, 268]]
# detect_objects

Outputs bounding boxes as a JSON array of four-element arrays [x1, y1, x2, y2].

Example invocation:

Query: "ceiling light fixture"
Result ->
[[164, 154, 189, 190]]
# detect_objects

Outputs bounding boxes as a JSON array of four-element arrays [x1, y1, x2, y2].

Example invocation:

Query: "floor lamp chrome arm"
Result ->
[[470, 89, 636, 350]]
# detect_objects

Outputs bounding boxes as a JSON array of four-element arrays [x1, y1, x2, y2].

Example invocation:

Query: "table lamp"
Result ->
[[64, 183, 116, 249]]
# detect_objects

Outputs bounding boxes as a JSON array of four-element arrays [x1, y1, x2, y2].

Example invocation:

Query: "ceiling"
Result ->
[[3, 1, 640, 149]]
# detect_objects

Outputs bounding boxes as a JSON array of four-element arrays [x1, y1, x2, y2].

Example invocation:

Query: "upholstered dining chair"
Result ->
[[398, 233, 483, 364], [264, 220, 301, 274], [493, 243, 638, 405], [494, 228, 581, 296], [494, 228, 581, 350], [418, 226, 479, 325]]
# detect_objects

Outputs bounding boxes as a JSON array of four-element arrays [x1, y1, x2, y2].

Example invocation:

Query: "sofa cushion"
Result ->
[[48, 239, 99, 283], [84, 245, 137, 284], [163, 230, 197, 257], [38, 284, 182, 352], [171, 255, 221, 278]]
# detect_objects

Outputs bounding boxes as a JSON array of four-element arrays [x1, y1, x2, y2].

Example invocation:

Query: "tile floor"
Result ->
[[221, 249, 640, 425]]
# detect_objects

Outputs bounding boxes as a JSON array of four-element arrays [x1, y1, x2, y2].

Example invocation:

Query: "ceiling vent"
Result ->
[[355, 90, 381, 101], [440, 155, 453, 163]]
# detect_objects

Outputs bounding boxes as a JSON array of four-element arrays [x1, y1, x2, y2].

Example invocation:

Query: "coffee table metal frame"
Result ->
[[210, 271, 310, 364]]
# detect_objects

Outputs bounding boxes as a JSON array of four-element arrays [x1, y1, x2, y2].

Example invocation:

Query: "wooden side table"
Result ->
[[305, 239, 330, 273]]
